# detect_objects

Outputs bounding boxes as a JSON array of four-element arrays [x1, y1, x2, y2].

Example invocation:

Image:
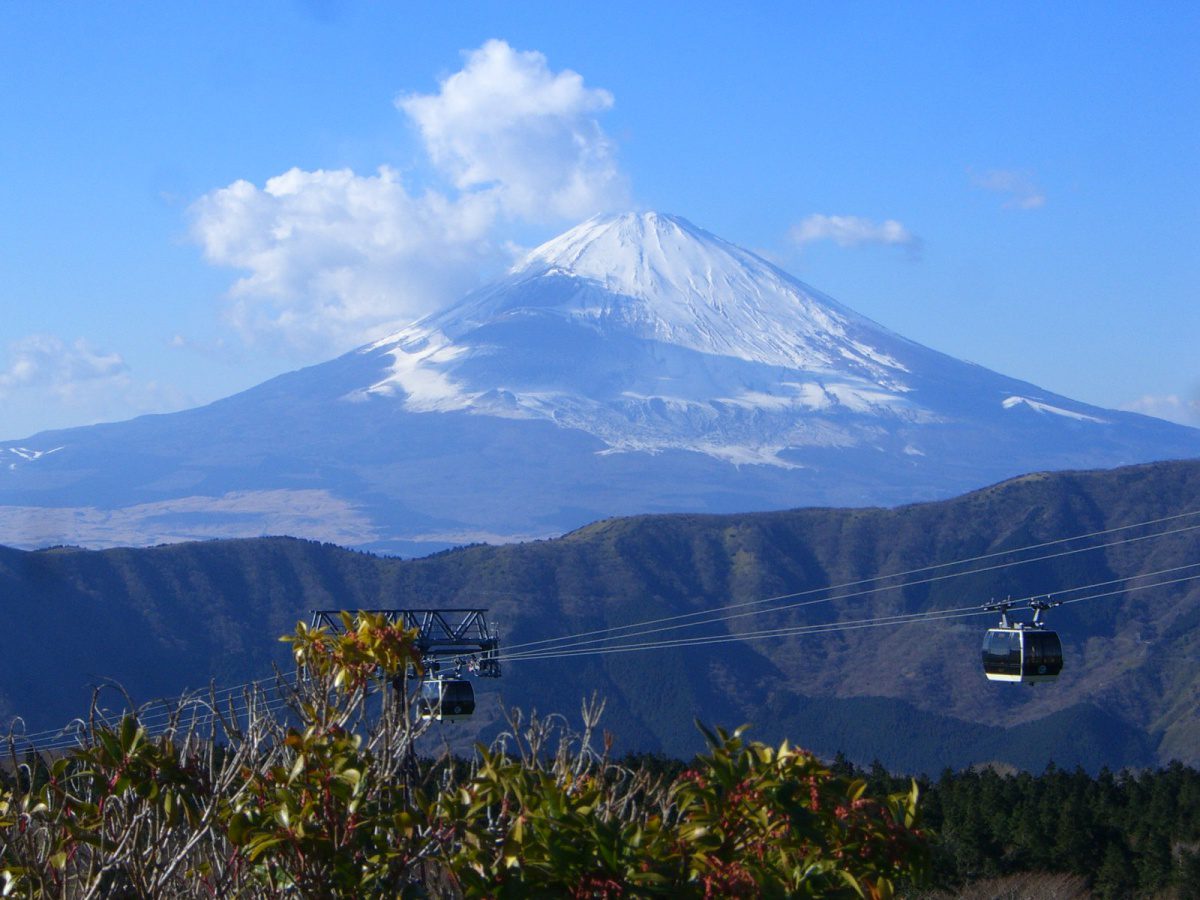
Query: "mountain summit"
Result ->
[[348, 211, 1171, 468], [357, 212, 927, 465], [448, 211, 908, 374], [3, 213, 1199, 553]]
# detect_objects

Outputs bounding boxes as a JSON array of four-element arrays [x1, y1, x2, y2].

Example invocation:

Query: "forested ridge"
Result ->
[[915, 760, 1200, 896], [2, 458, 1200, 772]]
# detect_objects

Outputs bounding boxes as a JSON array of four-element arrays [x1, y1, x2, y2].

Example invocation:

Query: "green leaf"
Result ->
[[246, 836, 289, 862], [837, 869, 865, 898], [119, 715, 139, 754], [227, 814, 248, 845]]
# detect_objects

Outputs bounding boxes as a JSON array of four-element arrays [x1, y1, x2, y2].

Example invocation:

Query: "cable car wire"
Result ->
[[23, 692, 299, 755], [498, 563, 1200, 664], [504, 606, 990, 663], [499, 569, 1200, 666], [497, 518, 1200, 658], [7, 671, 302, 749], [496, 511, 1200, 656], [10, 509, 1200, 751], [17, 564, 1200, 751]]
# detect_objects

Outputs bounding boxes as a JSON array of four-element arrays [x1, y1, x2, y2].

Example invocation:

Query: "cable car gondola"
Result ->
[[417, 677, 476, 722], [982, 599, 1063, 684]]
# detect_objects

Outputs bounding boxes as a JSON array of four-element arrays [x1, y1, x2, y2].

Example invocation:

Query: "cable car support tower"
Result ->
[[309, 608, 501, 721]]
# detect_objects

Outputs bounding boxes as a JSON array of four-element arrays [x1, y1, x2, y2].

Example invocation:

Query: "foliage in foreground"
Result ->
[[0, 613, 928, 897]]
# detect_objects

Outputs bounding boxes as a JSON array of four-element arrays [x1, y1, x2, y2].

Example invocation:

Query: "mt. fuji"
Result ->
[[3, 212, 1198, 554], [368, 212, 927, 466]]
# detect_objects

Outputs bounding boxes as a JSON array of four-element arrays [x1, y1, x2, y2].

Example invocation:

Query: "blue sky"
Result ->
[[2, 1, 1197, 438]]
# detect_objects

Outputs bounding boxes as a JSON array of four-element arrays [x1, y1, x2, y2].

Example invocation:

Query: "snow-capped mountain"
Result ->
[[361, 212, 927, 465], [3, 212, 1199, 554]]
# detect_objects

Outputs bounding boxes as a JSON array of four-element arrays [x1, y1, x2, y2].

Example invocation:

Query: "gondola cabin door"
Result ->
[[982, 626, 1063, 684], [418, 678, 476, 722]]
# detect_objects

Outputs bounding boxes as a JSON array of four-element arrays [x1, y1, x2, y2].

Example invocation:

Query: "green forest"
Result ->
[[915, 759, 1200, 896]]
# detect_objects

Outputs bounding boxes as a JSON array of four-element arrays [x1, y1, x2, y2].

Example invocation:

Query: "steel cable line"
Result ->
[[13, 510, 1200, 751], [504, 605, 991, 663], [503, 608, 992, 664], [499, 570, 1200, 666], [9, 695, 269, 754], [1057, 572, 1200, 610], [15, 636, 424, 753], [13, 547, 1197, 749], [496, 509, 1200, 657], [17, 565, 1200, 751], [8, 670, 299, 746], [85, 681, 296, 740], [499, 563, 1200, 664], [495, 520, 1200, 660], [18, 662, 409, 753], [25, 693, 299, 755], [8, 671, 303, 749], [518, 564, 1200, 665], [503, 562, 1200, 663]]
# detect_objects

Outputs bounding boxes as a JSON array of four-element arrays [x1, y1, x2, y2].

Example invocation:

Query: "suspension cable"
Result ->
[[497, 517, 1200, 658], [500, 567, 1200, 665], [11, 509, 1200, 751]]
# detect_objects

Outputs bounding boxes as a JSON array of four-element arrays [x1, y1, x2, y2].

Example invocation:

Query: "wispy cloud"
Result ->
[[0, 335, 187, 437], [190, 40, 628, 355], [789, 214, 921, 256], [970, 168, 1045, 210], [1122, 394, 1200, 428], [0, 335, 127, 393]]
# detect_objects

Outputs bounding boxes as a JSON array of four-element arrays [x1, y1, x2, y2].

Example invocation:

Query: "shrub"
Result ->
[[1, 613, 929, 897]]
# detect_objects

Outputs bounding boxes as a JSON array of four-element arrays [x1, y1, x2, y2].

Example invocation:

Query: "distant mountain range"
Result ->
[[3, 458, 1198, 773], [3, 212, 1198, 554]]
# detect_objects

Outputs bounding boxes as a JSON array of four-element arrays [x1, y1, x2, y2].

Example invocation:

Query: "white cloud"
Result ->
[[0, 335, 188, 437], [191, 166, 500, 353], [191, 40, 627, 355], [1122, 394, 1200, 428], [970, 168, 1045, 210], [0, 335, 127, 393], [789, 214, 921, 254], [399, 39, 628, 222]]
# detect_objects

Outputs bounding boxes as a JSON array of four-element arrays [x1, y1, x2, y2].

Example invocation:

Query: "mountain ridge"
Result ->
[[3, 457, 1198, 772]]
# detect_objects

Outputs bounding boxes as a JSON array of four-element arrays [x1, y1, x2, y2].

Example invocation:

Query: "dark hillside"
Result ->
[[2, 457, 1199, 770]]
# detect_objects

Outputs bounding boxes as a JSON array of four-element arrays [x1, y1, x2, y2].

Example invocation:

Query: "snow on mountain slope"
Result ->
[[464, 212, 910, 374], [2, 211, 1198, 554], [345, 212, 1106, 464]]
